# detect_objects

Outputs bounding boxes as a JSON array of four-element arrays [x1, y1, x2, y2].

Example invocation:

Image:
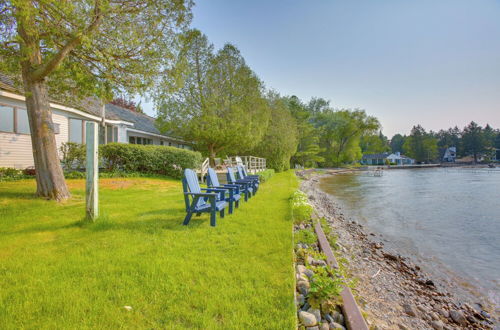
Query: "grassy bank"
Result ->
[[0, 172, 297, 329]]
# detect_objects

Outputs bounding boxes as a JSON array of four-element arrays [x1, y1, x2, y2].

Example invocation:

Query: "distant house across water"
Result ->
[[361, 152, 415, 165], [439, 147, 457, 163]]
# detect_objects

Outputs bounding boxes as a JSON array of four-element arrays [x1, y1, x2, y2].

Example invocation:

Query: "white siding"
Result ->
[[0, 132, 34, 168], [0, 96, 93, 169]]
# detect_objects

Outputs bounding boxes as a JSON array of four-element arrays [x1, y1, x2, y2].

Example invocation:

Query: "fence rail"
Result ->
[[198, 155, 266, 182]]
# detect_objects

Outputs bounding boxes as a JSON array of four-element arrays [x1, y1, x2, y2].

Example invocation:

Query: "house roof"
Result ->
[[1, 72, 185, 142], [362, 152, 390, 159], [0, 72, 120, 120], [105, 103, 160, 135]]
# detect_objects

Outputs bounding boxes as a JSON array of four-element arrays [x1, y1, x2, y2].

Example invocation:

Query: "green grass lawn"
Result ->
[[0, 172, 297, 329]]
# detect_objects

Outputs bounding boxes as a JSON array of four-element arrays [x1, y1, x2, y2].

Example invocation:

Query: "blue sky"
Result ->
[[143, 0, 500, 137]]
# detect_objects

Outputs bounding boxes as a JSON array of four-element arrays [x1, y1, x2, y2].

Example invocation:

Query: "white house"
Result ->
[[0, 73, 190, 169], [361, 152, 415, 165], [386, 152, 415, 165]]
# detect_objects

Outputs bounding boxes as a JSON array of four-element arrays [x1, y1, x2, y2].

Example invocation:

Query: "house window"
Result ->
[[106, 125, 118, 143], [16, 109, 30, 134], [160, 141, 164, 146], [0, 105, 14, 132], [69, 118, 84, 143]]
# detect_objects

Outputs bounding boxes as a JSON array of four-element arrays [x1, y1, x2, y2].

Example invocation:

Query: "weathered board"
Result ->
[[85, 122, 98, 220]]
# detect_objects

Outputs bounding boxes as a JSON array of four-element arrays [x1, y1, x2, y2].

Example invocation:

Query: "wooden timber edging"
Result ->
[[313, 219, 369, 330]]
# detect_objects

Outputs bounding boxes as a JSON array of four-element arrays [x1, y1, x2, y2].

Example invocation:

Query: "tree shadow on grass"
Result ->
[[0, 191, 38, 200], [75, 209, 209, 233]]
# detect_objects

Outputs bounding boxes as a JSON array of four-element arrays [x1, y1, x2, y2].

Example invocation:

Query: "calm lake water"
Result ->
[[319, 168, 500, 307]]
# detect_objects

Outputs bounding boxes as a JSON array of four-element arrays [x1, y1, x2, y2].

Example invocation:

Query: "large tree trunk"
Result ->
[[21, 68, 71, 201], [208, 145, 217, 167]]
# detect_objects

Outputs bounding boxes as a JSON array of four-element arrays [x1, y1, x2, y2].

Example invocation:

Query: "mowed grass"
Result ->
[[0, 172, 297, 329]]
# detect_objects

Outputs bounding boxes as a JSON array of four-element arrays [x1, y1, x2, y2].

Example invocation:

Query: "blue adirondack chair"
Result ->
[[241, 165, 260, 180], [182, 168, 228, 226], [226, 167, 253, 201], [236, 165, 259, 193], [206, 167, 241, 214]]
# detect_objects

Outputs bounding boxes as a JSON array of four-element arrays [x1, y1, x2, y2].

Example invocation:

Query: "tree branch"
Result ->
[[31, 1, 104, 81]]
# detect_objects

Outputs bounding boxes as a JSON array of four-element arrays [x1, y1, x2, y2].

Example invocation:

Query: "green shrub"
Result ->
[[296, 229, 317, 245], [60, 142, 86, 170], [308, 266, 344, 308], [257, 169, 275, 182], [290, 190, 313, 224], [99, 143, 202, 179], [0, 168, 27, 181], [64, 171, 86, 179]]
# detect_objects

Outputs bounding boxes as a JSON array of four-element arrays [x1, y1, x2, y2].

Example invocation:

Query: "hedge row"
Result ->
[[257, 169, 275, 182], [60, 142, 202, 179]]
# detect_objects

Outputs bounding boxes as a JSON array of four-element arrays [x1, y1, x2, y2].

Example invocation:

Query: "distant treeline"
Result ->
[[154, 29, 499, 169], [386, 123, 500, 163]]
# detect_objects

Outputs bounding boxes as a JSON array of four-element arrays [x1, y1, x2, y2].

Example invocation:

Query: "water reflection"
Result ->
[[320, 168, 500, 306]]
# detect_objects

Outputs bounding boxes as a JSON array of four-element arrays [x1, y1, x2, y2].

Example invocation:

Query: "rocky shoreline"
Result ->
[[299, 170, 496, 330]]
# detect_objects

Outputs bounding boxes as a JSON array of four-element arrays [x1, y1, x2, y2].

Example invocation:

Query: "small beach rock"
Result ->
[[480, 310, 490, 319], [307, 327, 319, 330], [439, 309, 449, 318], [397, 323, 408, 330], [430, 320, 444, 330], [449, 310, 467, 325], [297, 280, 310, 295], [297, 265, 307, 274], [299, 311, 318, 327], [320, 322, 330, 330], [330, 311, 344, 324], [429, 312, 439, 320], [304, 268, 314, 278], [296, 294, 305, 306], [402, 303, 417, 317], [307, 308, 321, 323], [329, 322, 345, 330]]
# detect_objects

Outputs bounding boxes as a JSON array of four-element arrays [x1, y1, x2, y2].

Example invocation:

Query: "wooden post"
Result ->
[[86, 122, 99, 220]]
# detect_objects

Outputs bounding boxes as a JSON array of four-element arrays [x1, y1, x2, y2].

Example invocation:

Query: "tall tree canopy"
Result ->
[[462, 121, 486, 163], [390, 134, 406, 153], [0, 0, 193, 200], [403, 125, 438, 163], [253, 92, 298, 172], [360, 131, 390, 154], [288, 96, 324, 167], [315, 108, 380, 166], [156, 30, 269, 164]]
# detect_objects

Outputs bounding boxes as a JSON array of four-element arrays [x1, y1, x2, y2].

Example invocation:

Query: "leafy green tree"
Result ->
[[156, 33, 268, 164], [0, 0, 192, 200], [435, 126, 462, 155], [462, 121, 486, 163], [390, 134, 406, 153], [403, 125, 438, 163], [253, 92, 298, 172], [288, 96, 324, 167], [361, 131, 390, 154], [316, 109, 380, 166]]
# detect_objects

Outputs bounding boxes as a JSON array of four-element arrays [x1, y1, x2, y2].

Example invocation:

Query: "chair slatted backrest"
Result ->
[[227, 167, 237, 183], [236, 165, 246, 180], [242, 165, 249, 177], [207, 168, 220, 187], [183, 169, 206, 209]]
